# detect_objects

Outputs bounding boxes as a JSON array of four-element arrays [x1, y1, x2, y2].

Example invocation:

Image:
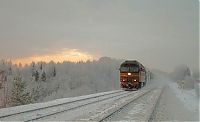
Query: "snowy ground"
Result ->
[[152, 82, 199, 121], [169, 82, 199, 113]]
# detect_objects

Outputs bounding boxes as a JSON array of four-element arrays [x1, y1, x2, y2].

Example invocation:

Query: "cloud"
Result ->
[[12, 49, 97, 66], [0, 0, 198, 71]]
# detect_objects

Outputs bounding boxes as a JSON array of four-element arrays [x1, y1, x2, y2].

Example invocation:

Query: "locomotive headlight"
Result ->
[[134, 79, 137, 82], [128, 73, 131, 75]]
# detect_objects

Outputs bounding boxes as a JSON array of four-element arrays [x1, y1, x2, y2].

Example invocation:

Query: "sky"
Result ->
[[0, 0, 199, 72]]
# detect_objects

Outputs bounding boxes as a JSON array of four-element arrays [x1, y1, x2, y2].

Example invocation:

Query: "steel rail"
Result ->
[[92, 88, 156, 122], [24, 90, 135, 122], [0, 90, 124, 119], [145, 87, 164, 122], [94, 87, 164, 122]]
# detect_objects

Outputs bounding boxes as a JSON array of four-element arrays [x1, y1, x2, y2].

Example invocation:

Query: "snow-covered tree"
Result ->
[[8, 66, 12, 75], [41, 71, 46, 81], [171, 65, 196, 90], [40, 63, 43, 71], [171, 65, 191, 81], [10, 75, 32, 106], [192, 69, 199, 81], [183, 75, 194, 89], [31, 87, 41, 102], [35, 70, 39, 81], [53, 66, 56, 77], [31, 62, 36, 77]]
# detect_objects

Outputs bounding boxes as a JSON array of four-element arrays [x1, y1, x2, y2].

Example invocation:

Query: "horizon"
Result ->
[[0, 56, 196, 74]]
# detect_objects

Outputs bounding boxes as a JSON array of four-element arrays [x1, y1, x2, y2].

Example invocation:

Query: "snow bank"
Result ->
[[194, 81, 200, 97], [169, 82, 199, 112]]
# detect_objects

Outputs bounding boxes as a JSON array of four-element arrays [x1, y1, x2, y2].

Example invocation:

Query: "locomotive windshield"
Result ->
[[129, 66, 139, 72], [120, 66, 129, 72], [120, 64, 139, 73]]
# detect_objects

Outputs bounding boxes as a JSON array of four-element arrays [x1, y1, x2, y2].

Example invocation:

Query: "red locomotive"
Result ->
[[119, 60, 149, 90]]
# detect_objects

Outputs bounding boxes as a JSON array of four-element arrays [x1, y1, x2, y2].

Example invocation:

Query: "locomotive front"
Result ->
[[119, 60, 146, 90]]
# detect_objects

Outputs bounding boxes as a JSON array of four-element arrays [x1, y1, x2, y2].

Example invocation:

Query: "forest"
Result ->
[[0, 57, 121, 107]]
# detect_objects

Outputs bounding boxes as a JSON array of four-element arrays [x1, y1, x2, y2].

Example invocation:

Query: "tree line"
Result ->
[[0, 57, 121, 107]]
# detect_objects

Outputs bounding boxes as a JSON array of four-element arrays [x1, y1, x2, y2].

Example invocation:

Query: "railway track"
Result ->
[[98, 87, 164, 122], [0, 90, 128, 121], [0, 87, 163, 121]]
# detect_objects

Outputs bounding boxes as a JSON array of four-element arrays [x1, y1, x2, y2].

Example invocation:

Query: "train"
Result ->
[[119, 60, 150, 90]]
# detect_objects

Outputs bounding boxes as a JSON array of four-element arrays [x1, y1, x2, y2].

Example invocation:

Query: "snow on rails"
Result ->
[[0, 87, 164, 121]]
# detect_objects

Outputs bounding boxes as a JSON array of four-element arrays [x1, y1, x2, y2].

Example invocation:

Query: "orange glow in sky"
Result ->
[[13, 49, 97, 66]]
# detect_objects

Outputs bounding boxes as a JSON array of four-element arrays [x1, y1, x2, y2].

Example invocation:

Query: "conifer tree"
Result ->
[[31, 62, 36, 77], [31, 87, 40, 102], [41, 71, 46, 81], [40, 63, 43, 70], [8, 66, 12, 75], [35, 70, 39, 81], [10, 75, 32, 106], [53, 66, 56, 77]]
